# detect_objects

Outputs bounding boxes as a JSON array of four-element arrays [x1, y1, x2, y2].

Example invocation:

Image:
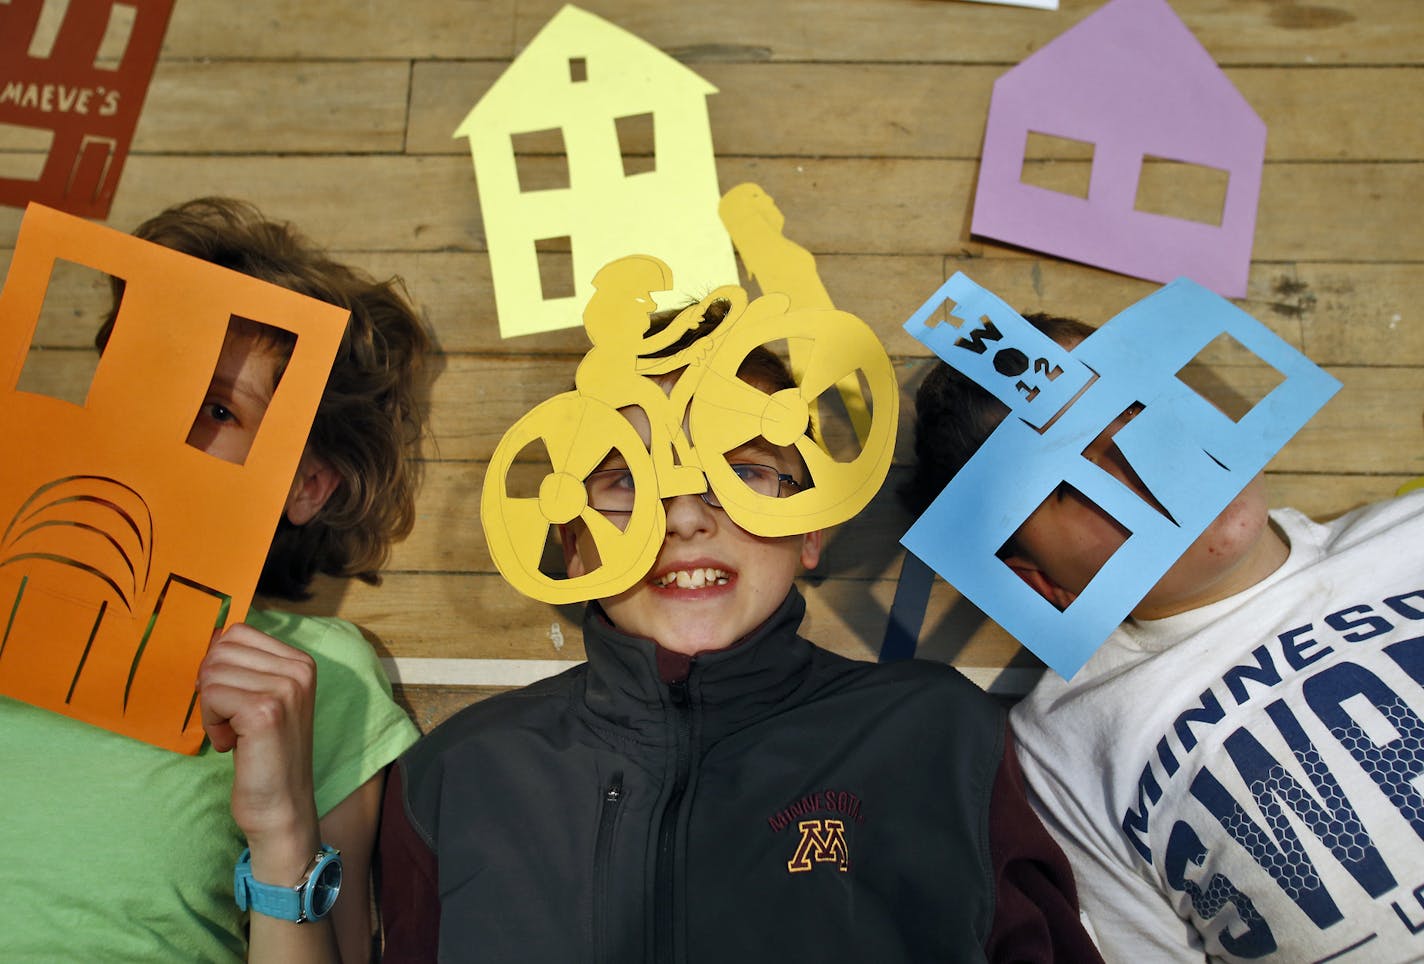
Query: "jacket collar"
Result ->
[[580, 588, 814, 739]]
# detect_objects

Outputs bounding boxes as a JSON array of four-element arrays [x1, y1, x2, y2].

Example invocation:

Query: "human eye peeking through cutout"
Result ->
[[584, 466, 638, 514], [197, 399, 238, 426], [185, 316, 296, 466]]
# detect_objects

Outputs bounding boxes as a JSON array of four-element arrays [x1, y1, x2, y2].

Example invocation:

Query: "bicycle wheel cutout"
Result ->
[[482, 393, 665, 604], [689, 308, 898, 538]]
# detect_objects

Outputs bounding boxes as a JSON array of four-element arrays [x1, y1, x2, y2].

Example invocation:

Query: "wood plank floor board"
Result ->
[[0, 156, 483, 252], [8, 350, 1418, 475], [153, 0, 1424, 66], [3, 158, 1421, 265], [160, 0, 521, 61], [133, 61, 411, 154], [8, 252, 1419, 368], [410, 62, 1424, 162], [421, 356, 1424, 472]]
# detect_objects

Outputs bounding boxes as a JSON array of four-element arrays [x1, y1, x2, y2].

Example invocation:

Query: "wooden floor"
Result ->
[[2, 0, 1422, 730]]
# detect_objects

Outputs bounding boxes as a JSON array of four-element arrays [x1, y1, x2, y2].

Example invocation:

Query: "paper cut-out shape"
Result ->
[[482, 254, 899, 604], [0, 0, 176, 219], [904, 274, 1094, 431], [0, 204, 346, 753], [719, 182, 872, 443], [455, 5, 736, 339], [958, 0, 1058, 8], [902, 273, 1339, 678], [970, 0, 1265, 298]]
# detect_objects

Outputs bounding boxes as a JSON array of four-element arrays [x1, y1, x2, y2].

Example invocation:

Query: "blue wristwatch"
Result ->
[[234, 845, 343, 923]]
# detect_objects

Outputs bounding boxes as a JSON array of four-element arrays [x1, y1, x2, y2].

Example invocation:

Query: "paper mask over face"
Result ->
[[0, 0, 176, 218], [0, 204, 347, 753], [901, 273, 1340, 678], [481, 253, 899, 604]]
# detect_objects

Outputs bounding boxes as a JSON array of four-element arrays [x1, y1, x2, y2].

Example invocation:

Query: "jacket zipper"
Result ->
[[654, 679, 692, 963], [593, 771, 623, 964]]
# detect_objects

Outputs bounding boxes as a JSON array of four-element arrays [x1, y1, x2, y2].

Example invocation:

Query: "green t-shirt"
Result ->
[[0, 610, 419, 962]]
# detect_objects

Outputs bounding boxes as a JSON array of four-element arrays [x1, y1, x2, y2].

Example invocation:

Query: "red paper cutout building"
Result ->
[[0, 0, 175, 218]]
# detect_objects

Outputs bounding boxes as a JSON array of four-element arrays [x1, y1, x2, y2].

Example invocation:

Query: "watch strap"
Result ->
[[234, 845, 340, 923]]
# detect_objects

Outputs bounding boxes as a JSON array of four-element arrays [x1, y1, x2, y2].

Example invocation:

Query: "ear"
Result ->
[[1002, 553, 1078, 611], [559, 522, 588, 578], [799, 528, 824, 572], [284, 451, 341, 526]]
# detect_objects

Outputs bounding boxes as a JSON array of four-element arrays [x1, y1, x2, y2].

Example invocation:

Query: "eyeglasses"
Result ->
[[584, 463, 802, 515]]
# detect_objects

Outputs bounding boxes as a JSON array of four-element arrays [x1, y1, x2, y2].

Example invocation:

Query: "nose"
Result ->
[[663, 490, 717, 540]]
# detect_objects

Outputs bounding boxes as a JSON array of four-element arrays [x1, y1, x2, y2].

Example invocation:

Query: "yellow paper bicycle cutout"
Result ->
[[481, 254, 899, 604]]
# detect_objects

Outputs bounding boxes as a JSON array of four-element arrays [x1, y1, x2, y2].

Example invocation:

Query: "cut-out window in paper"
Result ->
[[26, 0, 69, 59], [454, 4, 736, 339], [1174, 331, 1286, 422], [1020, 131, 1093, 199], [510, 127, 570, 193], [901, 273, 1340, 678], [481, 253, 899, 604], [182, 316, 297, 466], [15, 257, 108, 406], [535, 235, 576, 300], [95, 3, 139, 68], [0, 204, 347, 753], [970, 0, 1265, 298], [0, 0, 176, 219], [0, 121, 57, 182], [1135, 155, 1230, 227], [615, 111, 655, 177]]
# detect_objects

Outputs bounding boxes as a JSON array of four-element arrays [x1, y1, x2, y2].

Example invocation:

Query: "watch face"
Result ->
[[308, 854, 343, 920]]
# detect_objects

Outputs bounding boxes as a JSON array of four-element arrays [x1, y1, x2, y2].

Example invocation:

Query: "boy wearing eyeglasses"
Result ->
[[378, 297, 1101, 963]]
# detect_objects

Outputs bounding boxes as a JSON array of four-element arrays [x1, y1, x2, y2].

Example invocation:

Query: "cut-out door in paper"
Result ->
[[0, 0, 176, 218], [0, 204, 347, 753], [971, 0, 1265, 298]]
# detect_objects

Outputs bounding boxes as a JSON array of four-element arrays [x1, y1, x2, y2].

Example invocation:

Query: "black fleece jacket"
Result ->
[[380, 589, 1100, 963]]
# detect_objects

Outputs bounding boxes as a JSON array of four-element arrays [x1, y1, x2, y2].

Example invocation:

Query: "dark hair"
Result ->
[[645, 296, 798, 394], [96, 197, 433, 599], [903, 312, 1095, 516]]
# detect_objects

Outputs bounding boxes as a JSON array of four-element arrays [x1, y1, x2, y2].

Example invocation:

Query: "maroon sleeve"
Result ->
[[377, 762, 442, 963], [984, 725, 1105, 963]]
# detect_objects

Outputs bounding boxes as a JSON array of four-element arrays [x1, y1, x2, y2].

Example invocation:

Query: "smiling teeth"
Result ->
[[655, 568, 730, 589]]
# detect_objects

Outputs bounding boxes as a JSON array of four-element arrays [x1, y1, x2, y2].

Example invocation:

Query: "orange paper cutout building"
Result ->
[[0, 0, 175, 218], [0, 205, 346, 753]]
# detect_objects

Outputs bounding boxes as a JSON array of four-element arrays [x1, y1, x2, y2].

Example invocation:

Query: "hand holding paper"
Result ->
[[0, 205, 346, 753]]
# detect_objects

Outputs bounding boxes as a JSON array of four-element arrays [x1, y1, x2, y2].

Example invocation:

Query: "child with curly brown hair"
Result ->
[[1, 197, 431, 963]]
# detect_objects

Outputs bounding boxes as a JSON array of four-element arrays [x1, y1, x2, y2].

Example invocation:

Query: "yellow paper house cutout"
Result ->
[[482, 254, 899, 604], [0, 205, 346, 753], [455, 4, 736, 339]]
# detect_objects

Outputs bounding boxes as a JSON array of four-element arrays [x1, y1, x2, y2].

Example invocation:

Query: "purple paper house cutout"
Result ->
[[970, 0, 1265, 298]]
